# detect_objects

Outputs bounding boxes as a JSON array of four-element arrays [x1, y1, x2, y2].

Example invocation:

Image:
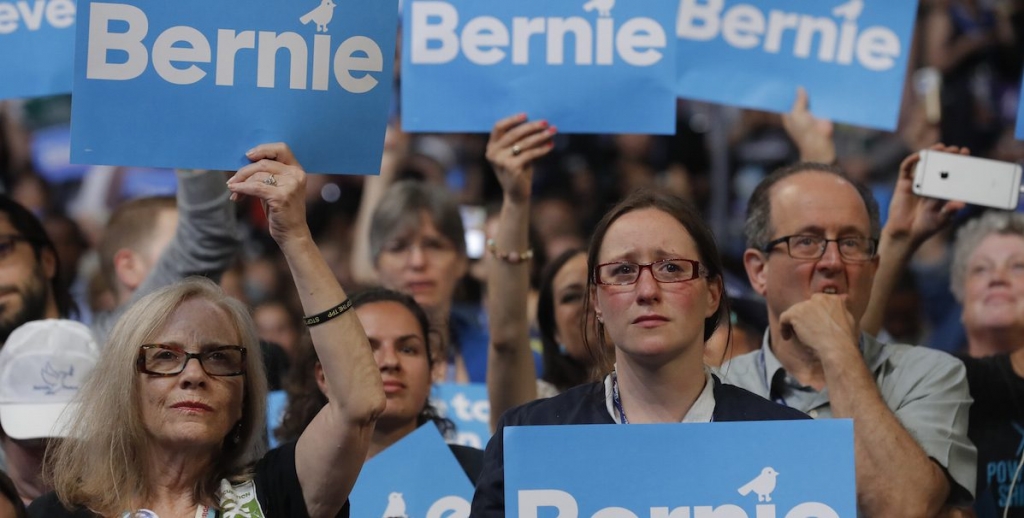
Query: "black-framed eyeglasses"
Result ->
[[595, 258, 707, 286], [762, 234, 878, 262], [0, 234, 34, 259], [137, 345, 247, 377]]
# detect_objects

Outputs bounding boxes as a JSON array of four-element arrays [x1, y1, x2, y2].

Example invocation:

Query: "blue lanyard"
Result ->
[[611, 371, 629, 424], [612, 371, 716, 423], [759, 349, 788, 407]]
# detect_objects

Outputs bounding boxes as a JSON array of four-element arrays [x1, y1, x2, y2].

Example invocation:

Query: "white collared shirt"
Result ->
[[603, 368, 716, 423]]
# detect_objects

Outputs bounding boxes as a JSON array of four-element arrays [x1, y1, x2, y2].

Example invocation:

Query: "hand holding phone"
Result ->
[[912, 150, 1022, 210]]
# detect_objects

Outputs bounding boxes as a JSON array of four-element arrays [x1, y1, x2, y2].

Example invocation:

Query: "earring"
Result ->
[[231, 421, 242, 444]]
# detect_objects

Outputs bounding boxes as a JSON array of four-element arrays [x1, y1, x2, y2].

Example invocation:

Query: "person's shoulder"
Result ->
[[957, 352, 1006, 374], [874, 337, 965, 376], [715, 349, 765, 394], [448, 444, 484, 483], [27, 492, 94, 518], [712, 376, 810, 422], [499, 382, 609, 427]]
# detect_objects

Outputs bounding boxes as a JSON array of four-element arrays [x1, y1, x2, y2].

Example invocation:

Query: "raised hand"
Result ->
[[485, 114, 557, 204], [782, 87, 836, 164], [226, 143, 311, 246], [886, 144, 969, 245]]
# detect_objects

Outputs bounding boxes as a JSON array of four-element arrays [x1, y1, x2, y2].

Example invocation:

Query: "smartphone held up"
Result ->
[[912, 150, 1023, 210]]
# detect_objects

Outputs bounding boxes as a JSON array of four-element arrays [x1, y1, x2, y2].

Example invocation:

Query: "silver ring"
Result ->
[[263, 175, 277, 186], [511, 144, 522, 157]]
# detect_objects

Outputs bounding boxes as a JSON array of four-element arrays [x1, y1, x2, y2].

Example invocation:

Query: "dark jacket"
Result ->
[[470, 375, 809, 517]]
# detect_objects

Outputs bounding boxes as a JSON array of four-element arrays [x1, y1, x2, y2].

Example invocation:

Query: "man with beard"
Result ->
[[0, 197, 67, 342], [0, 196, 69, 473]]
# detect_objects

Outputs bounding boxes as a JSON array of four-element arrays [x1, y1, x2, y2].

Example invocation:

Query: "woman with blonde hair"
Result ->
[[29, 144, 384, 518]]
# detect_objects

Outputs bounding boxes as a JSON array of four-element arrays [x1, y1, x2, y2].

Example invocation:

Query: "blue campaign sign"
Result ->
[[676, 0, 918, 130], [505, 420, 856, 518], [431, 382, 492, 449], [0, 0, 77, 100], [70, 0, 397, 175], [401, 0, 678, 134], [265, 390, 288, 449], [350, 424, 475, 517]]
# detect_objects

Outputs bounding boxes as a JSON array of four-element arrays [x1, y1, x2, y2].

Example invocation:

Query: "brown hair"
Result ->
[[582, 189, 729, 374], [98, 196, 177, 292]]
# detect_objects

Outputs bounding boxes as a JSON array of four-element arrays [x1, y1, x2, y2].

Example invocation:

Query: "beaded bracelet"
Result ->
[[486, 239, 534, 264], [303, 298, 353, 327]]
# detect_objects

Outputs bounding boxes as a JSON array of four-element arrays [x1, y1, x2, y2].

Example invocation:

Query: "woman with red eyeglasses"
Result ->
[[472, 170, 808, 516]]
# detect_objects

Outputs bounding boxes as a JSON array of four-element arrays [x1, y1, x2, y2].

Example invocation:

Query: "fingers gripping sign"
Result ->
[[779, 294, 859, 359], [227, 143, 310, 245]]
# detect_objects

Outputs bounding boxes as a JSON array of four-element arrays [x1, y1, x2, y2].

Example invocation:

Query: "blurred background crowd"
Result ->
[[1, 0, 1023, 365]]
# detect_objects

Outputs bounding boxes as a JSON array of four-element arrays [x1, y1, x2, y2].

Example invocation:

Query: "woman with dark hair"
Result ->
[[535, 248, 593, 394], [277, 288, 482, 482], [472, 186, 809, 517]]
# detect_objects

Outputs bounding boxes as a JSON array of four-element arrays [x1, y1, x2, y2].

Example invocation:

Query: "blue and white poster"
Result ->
[[350, 424, 475, 518], [0, 0, 77, 100], [432, 382, 492, 449], [675, 0, 918, 130], [402, 0, 678, 134], [505, 420, 856, 517], [71, 0, 398, 174]]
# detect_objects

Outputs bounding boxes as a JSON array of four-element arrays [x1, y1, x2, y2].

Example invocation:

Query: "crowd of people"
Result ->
[[0, 0, 1022, 516]]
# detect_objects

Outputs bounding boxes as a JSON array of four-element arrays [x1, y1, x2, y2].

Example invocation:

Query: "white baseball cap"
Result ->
[[0, 319, 99, 440]]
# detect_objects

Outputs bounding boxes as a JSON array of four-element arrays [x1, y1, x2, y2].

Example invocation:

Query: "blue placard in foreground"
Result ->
[[0, 0, 77, 100], [675, 0, 918, 130], [350, 424, 475, 517], [71, 0, 397, 174], [432, 382, 492, 449], [401, 0, 678, 134], [505, 419, 856, 517]]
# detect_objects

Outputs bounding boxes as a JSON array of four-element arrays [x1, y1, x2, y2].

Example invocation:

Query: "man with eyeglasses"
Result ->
[[720, 161, 975, 517]]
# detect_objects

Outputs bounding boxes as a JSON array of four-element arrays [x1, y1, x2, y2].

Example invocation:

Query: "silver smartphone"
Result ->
[[912, 150, 1023, 210], [460, 205, 487, 259]]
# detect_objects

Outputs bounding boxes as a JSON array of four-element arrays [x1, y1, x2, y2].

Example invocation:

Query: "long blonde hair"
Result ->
[[46, 277, 268, 515]]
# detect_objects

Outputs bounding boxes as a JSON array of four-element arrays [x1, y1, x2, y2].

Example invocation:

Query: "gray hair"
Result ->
[[744, 162, 881, 250], [46, 277, 267, 515], [951, 211, 1024, 301], [369, 180, 466, 262]]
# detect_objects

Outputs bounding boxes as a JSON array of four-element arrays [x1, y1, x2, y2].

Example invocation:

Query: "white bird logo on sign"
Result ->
[[831, 0, 864, 22], [737, 467, 779, 502], [583, 0, 614, 17], [300, 0, 337, 33], [383, 492, 409, 518]]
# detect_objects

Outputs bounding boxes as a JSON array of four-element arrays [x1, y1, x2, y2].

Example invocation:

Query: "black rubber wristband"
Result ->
[[303, 298, 353, 327]]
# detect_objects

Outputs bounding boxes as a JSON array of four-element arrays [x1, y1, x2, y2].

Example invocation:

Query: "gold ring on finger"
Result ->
[[511, 144, 522, 157]]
